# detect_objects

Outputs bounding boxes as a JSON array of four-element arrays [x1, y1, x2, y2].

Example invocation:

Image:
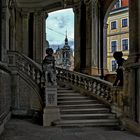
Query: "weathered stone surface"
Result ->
[[0, 69, 11, 135], [43, 107, 60, 126]]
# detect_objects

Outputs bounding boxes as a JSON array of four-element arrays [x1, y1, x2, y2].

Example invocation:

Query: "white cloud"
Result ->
[[46, 8, 74, 49]]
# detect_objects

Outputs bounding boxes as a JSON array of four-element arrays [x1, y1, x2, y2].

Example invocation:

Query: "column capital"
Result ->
[[73, 2, 81, 16], [21, 11, 29, 18], [44, 11, 48, 19], [92, 0, 99, 8], [8, 0, 15, 9], [84, 0, 92, 5]]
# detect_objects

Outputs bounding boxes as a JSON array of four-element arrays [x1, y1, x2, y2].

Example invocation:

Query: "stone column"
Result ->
[[21, 11, 29, 56], [84, 0, 92, 75], [43, 12, 49, 58], [33, 11, 44, 63], [15, 9, 22, 53], [91, 0, 100, 75], [124, 0, 140, 122], [1, 0, 10, 62], [103, 23, 108, 74], [79, 1, 87, 72], [73, 2, 81, 71], [0, 0, 2, 61], [9, 1, 16, 51]]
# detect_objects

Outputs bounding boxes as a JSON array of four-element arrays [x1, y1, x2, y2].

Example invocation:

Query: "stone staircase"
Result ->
[[55, 86, 119, 127]]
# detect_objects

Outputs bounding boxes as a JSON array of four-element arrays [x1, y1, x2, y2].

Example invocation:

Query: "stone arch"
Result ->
[[102, 0, 129, 76], [103, 0, 117, 24]]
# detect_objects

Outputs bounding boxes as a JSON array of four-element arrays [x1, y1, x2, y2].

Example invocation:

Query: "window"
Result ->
[[122, 39, 128, 51], [115, 0, 121, 8], [122, 18, 128, 27], [112, 60, 117, 71], [111, 41, 117, 52], [111, 21, 117, 30]]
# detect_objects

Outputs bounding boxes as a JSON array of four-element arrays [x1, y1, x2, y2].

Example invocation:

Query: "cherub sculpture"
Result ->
[[42, 48, 56, 86]]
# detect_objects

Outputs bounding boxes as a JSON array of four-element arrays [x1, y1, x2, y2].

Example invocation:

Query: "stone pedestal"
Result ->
[[43, 86, 60, 126], [43, 107, 60, 126]]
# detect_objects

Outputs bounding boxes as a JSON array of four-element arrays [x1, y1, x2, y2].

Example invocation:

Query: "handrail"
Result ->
[[7, 51, 42, 86], [56, 67, 114, 105], [0, 62, 11, 73]]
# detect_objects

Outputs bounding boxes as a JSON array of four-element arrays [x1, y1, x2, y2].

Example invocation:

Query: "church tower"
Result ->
[[54, 31, 74, 70]]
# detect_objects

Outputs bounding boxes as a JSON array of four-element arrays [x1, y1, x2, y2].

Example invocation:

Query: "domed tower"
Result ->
[[62, 31, 72, 69], [54, 31, 74, 70]]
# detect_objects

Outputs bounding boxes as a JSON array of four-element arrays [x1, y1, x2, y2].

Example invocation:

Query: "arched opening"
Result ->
[[46, 8, 74, 70], [104, 0, 129, 83]]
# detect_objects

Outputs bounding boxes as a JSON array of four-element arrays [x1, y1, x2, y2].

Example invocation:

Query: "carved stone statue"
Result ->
[[42, 48, 56, 86], [113, 51, 125, 87]]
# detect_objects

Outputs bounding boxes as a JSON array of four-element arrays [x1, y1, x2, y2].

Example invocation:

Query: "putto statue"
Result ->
[[42, 48, 56, 86], [113, 51, 125, 87]]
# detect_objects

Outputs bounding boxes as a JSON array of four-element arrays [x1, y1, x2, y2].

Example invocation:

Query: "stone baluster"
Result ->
[[27, 65, 31, 76], [32, 68, 35, 80], [97, 83, 100, 95], [22, 62, 25, 72], [36, 71, 41, 84], [56, 67, 113, 105], [84, 79, 87, 90]]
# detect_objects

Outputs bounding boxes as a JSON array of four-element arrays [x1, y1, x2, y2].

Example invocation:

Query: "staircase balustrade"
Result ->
[[56, 67, 125, 110], [7, 51, 42, 86], [6, 52, 125, 116], [7, 51, 44, 108]]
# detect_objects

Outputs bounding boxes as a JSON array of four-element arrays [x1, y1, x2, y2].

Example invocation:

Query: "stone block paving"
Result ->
[[0, 119, 140, 140]]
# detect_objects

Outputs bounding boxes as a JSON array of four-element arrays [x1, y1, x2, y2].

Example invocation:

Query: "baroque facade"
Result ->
[[54, 34, 74, 71], [0, 0, 140, 136], [107, 0, 129, 73]]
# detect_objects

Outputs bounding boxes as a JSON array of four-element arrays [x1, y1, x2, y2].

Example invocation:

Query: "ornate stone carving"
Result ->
[[73, 2, 81, 17], [8, 0, 15, 9], [21, 11, 29, 18], [42, 48, 56, 86]]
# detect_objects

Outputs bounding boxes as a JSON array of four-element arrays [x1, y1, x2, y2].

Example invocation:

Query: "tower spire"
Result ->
[[65, 29, 68, 45]]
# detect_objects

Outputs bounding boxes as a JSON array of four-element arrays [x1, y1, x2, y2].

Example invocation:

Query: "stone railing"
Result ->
[[7, 51, 42, 87], [56, 67, 113, 105], [7, 51, 44, 108], [56, 67, 126, 116]]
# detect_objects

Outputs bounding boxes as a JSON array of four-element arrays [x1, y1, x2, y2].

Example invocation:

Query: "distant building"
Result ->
[[54, 34, 74, 71], [107, 0, 129, 73]]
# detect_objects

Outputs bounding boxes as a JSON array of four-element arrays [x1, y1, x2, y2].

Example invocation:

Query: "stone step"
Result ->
[[61, 113, 116, 120], [57, 93, 81, 96], [58, 96, 89, 101], [57, 90, 75, 93], [58, 103, 105, 109], [58, 99, 98, 105], [56, 85, 119, 128], [54, 119, 119, 127], [60, 108, 110, 114], [57, 86, 72, 90]]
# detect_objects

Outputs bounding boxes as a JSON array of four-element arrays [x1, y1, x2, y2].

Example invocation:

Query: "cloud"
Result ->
[[58, 16, 68, 28], [46, 8, 74, 46]]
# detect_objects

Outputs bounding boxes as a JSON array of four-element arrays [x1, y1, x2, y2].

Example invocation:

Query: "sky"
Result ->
[[46, 8, 74, 51]]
